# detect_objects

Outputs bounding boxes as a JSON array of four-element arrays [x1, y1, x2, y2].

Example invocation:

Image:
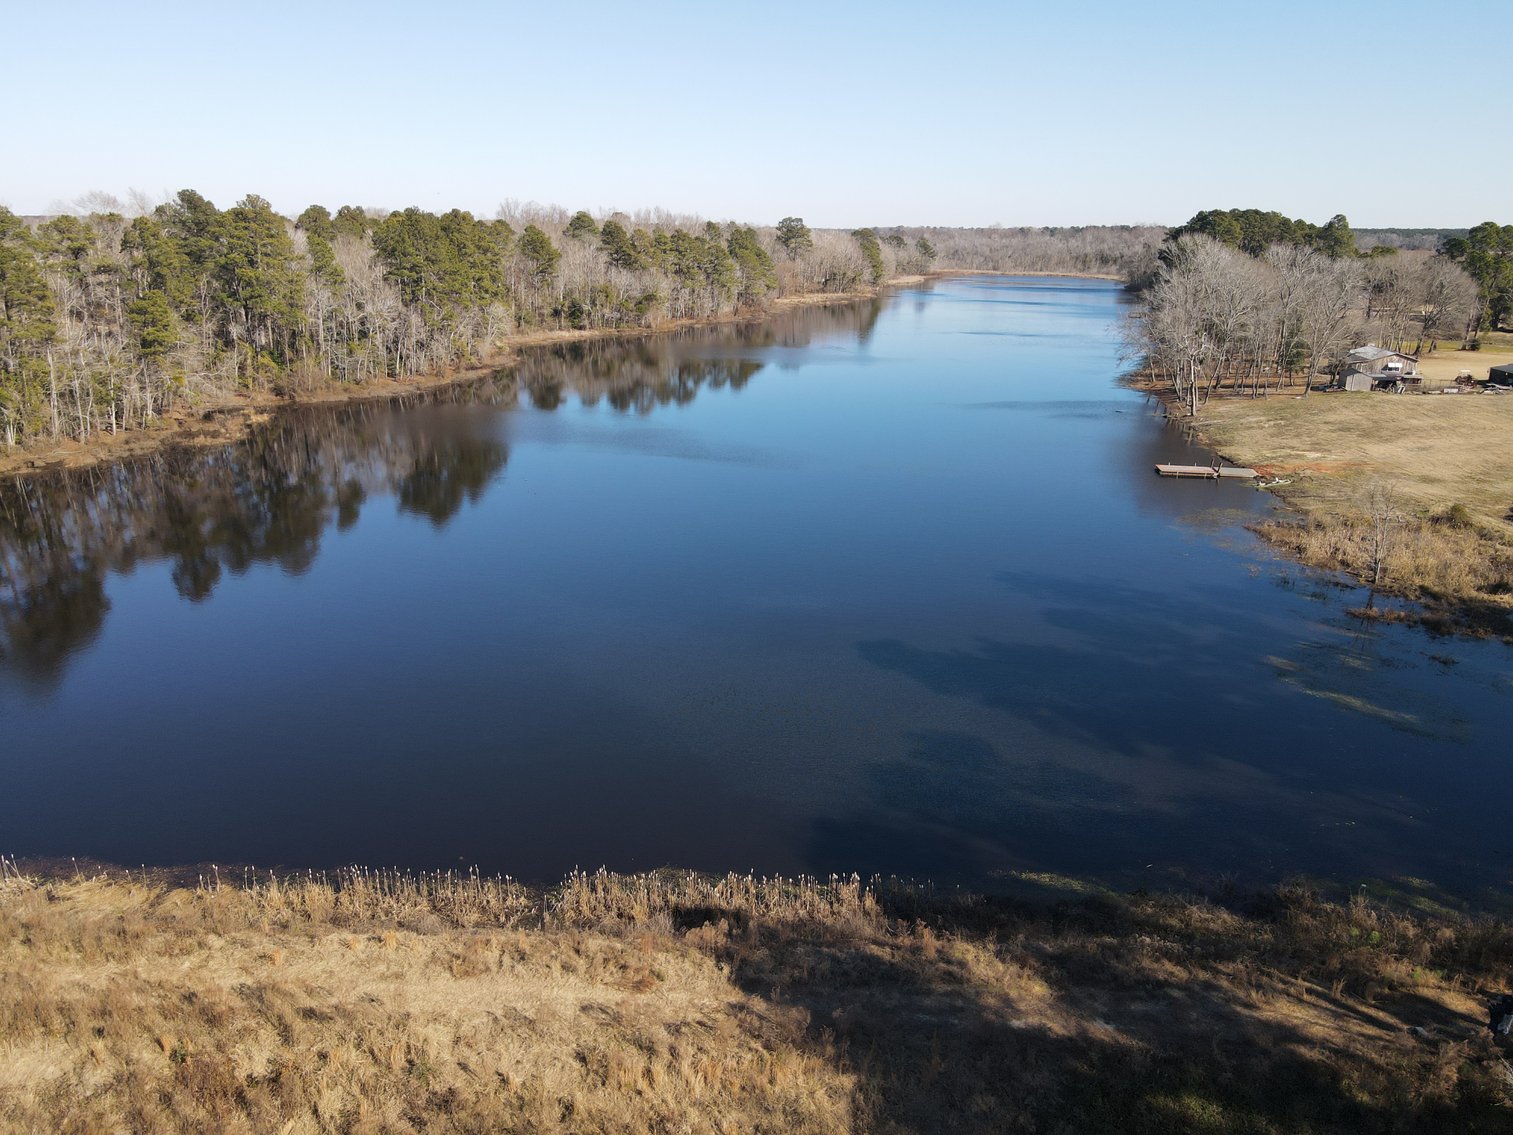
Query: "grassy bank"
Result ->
[[3, 865, 1511, 1133], [1189, 389, 1513, 635]]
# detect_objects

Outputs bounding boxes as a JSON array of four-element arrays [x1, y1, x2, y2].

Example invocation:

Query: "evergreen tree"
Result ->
[[1313, 214, 1357, 259], [332, 206, 372, 240], [122, 216, 195, 313], [775, 216, 813, 260], [126, 290, 178, 361], [372, 208, 505, 311], [295, 205, 336, 241], [1441, 222, 1513, 331], [306, 234, 345, 286], [0, 208, 58, 441], [517, 225, 560, 284], [215, 195, 306, 368], [598, 219, 644, 271], [1164, 208, 1358, 262], [565, 210, 599, 241], [852, 228, 885, 284], [726, 225, 776, 305], [156, 189, 223, 276], [36, 216, 96, 278]]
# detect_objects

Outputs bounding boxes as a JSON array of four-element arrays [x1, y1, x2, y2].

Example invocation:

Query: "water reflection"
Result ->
[[0, 406, 509, 687], [8, 277, 1504, 902], [514, 297, 883, 411], [0, 297, 887, 690]]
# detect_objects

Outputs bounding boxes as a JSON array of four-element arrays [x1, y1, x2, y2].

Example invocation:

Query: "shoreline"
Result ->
[[0, 270, 1124, 481], [1126, 372, 1513, 637], [0, 284, 899, 479]]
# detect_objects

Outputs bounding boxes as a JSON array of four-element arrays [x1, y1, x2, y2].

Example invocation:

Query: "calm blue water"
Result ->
[[2, 277, 1510, 905]]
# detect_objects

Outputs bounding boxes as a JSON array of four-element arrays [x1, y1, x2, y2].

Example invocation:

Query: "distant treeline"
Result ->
[[1164, 209, 1366, 261], [1355, 228, 1467, 252], [0, 191, 1173, 450], [1157, 211, 1512, 329], [885, 225, 1164, 282]]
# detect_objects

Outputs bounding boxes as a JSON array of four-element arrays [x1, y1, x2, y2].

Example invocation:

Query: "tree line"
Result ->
[[1128, 209, 1485, 415], [1440, 222, 1513, 333], [0, 197, 906, 448], [0, 191, 1180, 450]]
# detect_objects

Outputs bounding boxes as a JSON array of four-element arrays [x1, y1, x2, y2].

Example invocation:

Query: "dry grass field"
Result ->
[[1410, 330, 1513, 390], [1200, 390, 1513, 528], [1196, 386, 1513, 631], [2, 866, 1512, 1134]]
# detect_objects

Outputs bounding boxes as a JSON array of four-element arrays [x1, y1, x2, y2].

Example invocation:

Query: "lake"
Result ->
[[2, 276, 1510, 906]]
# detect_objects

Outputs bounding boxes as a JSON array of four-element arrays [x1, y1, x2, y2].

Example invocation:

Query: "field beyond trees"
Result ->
[[2, 866, 1511, 1134]]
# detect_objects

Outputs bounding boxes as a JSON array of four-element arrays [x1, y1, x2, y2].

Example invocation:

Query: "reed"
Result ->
[[2, 862, 1510, 1133]]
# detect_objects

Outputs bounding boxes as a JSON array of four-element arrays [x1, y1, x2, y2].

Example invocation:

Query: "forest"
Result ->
[[1127, 209, 1506, 415], [0, 193, 1168, 451]]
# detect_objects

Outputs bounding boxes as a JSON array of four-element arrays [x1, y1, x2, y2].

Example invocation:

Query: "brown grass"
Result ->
[[1191, 391, 1513, 631], [2, 864, 1511, 1133]]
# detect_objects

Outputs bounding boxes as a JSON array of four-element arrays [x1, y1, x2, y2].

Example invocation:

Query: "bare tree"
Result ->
[[1412, 258, 1479, 354], [1295, 254, 1363, 394], [1362, 478, 1402, 587]]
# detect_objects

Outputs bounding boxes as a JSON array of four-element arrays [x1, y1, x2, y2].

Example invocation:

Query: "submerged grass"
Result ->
[[1185, 392, 1513, 634], [2, 862, 1512, 1133]]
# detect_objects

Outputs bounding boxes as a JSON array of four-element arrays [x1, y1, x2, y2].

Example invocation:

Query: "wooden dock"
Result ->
[[1155, 463, 1258, 480]]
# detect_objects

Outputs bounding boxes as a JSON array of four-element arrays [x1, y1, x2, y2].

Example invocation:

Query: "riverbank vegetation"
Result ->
[[0, 192, 1165, 456], [1196, 393, 1513, 634], [1125, 211, 1487, 417], [2, 863, 1510, 1134], [1122, 208, 1513, 630]]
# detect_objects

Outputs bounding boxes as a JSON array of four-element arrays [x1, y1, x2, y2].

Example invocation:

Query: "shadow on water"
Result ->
[[859, 569, 1470, 757], [813, 569, 1499, 893]]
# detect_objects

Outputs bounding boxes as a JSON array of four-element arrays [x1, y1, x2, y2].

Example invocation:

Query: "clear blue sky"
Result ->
[[6, 0, 1506, 228]]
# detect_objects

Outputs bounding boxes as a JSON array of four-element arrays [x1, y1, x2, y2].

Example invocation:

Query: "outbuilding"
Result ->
[[1333, 344, 1420, 391], [1490, 363, 1513, 386]]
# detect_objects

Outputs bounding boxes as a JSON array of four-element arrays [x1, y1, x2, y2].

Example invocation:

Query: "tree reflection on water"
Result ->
[[0, 297, 887, 687]]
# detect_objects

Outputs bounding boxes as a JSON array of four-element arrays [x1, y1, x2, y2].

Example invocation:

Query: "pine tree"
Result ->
[[565, 210, 599, 241], [726, 225, 776, 305], [776, 216, 813, 260], [127, 290, 178, 361], [0, 208, 58, 441], [517, 225, 560, 283], [598, 220, 644, 271], [852, 228, 885, 285]]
